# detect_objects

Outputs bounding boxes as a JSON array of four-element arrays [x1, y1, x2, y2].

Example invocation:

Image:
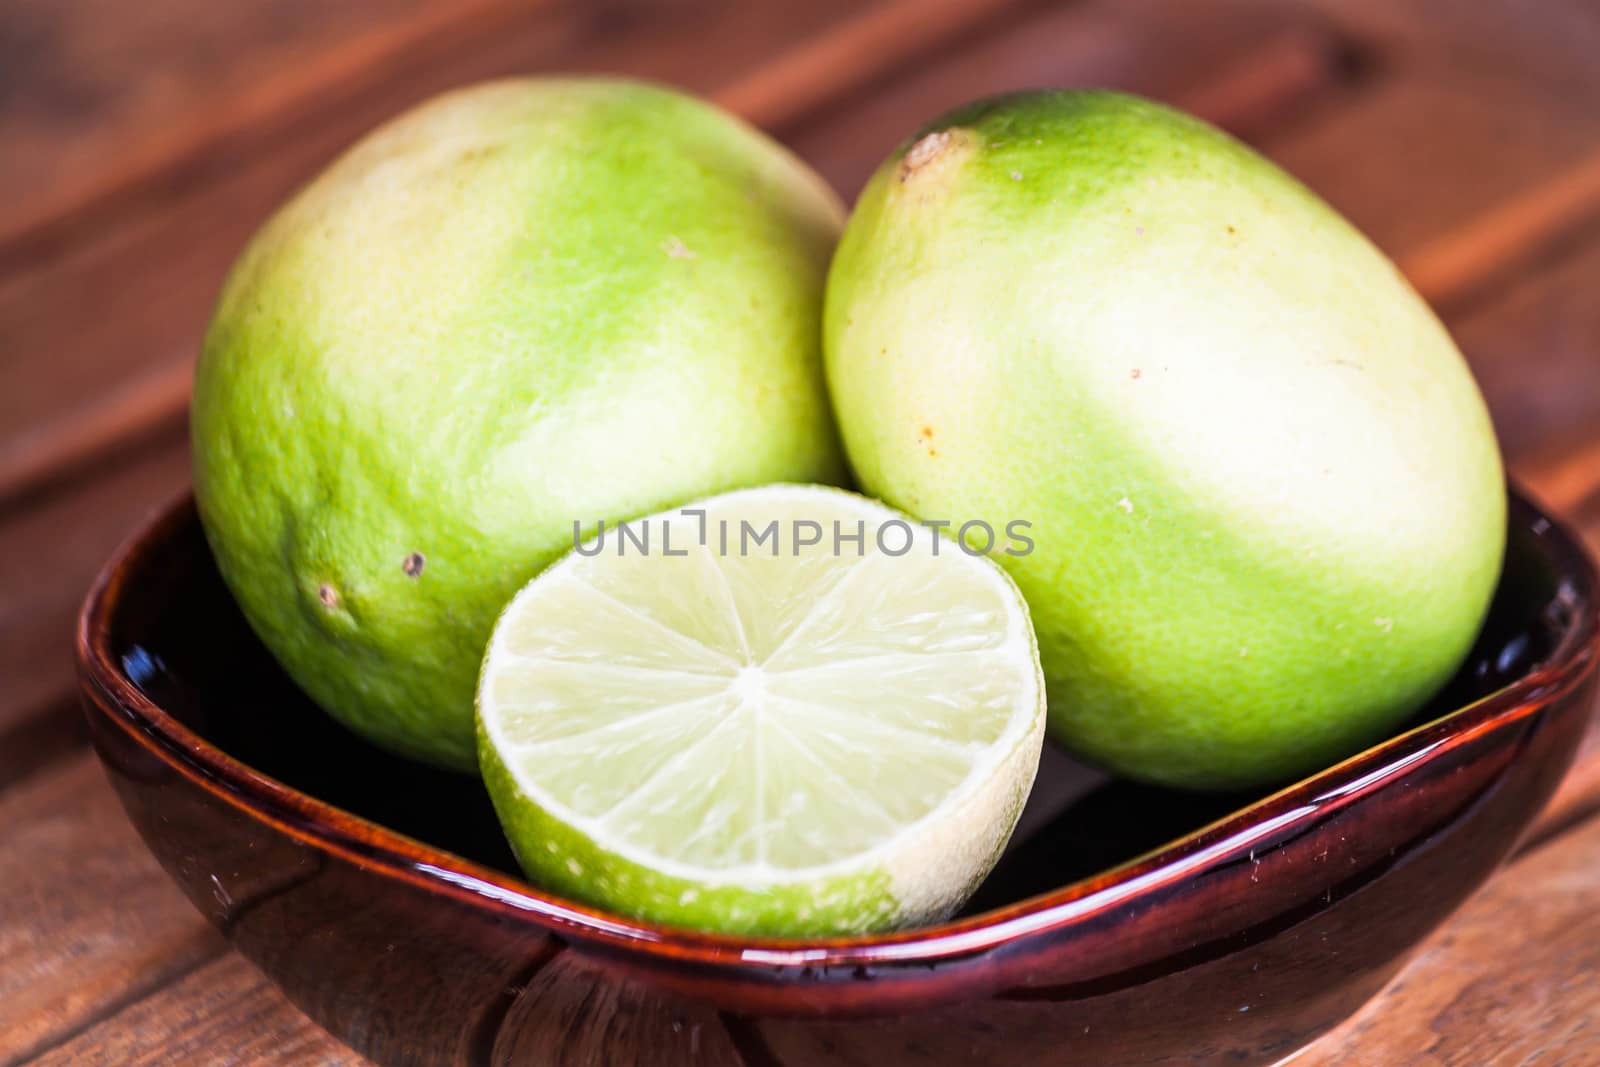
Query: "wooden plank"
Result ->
[[0, 0, 520, 258], [0, 0, 1031, 508], [1518, 432, 1600, 530], [1401, 150, 1600, 311], [1453, 233, 1600, 470], [1529, 718, 1600, 852], [1264, 70, 1600, 311], [0, 698, 87, 796], [3, 0, 1026, 266], [26, 954, 364, 1067], [719, 0, 1056, 134], [0, 364, 191, 521], [0, 757, 220, 1065], [0, 434, 189, 785], [1298, 803, 1600, 1066], [1293, 0, 1600, 101], [782, 0, 1352, 197]]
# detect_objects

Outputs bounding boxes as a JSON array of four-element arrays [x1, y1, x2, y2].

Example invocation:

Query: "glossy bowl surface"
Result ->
[[78, 491, 1598, 1066]]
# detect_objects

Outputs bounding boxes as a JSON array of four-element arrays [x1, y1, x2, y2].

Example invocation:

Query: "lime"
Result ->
[[824, 91, 1504, 789], [477, 486, 1045, 936], [192, 78, 846, 770]]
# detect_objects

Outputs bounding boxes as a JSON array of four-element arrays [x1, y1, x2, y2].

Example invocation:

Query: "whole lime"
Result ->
[[193, 78, 847, 770], [824, 91, 1505, 790]]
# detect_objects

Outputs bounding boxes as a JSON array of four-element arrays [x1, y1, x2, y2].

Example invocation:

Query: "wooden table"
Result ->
[[4, 0, 1599, 1062]]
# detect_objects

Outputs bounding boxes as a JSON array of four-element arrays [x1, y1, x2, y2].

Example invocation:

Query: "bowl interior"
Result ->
[[105, 495, 1579, 924]]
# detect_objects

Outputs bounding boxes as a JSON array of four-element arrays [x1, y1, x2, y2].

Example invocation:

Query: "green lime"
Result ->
[[824, 91, 1504, 789], [477, 486, 1045, 936], [192, 79, 846, 769]]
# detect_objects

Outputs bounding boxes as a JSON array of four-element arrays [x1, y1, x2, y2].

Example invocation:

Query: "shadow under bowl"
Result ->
[[77, 490, 1598, 1067]]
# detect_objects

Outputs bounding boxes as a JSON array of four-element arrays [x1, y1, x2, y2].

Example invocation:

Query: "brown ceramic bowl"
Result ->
[[78, 489, 1597, 1067]]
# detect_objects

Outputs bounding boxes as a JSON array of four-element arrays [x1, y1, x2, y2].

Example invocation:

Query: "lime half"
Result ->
[[477, 485, 1045, 936]]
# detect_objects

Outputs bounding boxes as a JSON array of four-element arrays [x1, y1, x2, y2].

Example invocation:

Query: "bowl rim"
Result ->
[[77, 487, 1599, 972]]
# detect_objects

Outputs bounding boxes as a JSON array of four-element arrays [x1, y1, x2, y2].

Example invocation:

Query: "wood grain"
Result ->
[[1265, 70, 1600, 311], [1402, 148, 1600, 310], [783, 0, 1353, 197], [4, 0, 1030, 269], [1454, 233, 1600, 469], [717, 0, 1049, 133], [0, 0, 469, 254], [1517, 432, 1600, 532], [26, 954, 364, 1067], [1294, 0, 1600, 101], [1528, 719, 1600, 852], [1298, 803, 1600, 1066], [0, 434, 189, 786], [0, 0, 1027, 508], [0, 363, 190, 519], [0, 757, 220, 1065]]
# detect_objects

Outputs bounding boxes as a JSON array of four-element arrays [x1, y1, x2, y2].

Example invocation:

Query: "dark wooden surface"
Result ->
[[2, 0, 1599, 1063]]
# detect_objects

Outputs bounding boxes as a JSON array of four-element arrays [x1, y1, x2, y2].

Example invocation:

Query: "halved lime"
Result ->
[[477, 485, 1045, 936]]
